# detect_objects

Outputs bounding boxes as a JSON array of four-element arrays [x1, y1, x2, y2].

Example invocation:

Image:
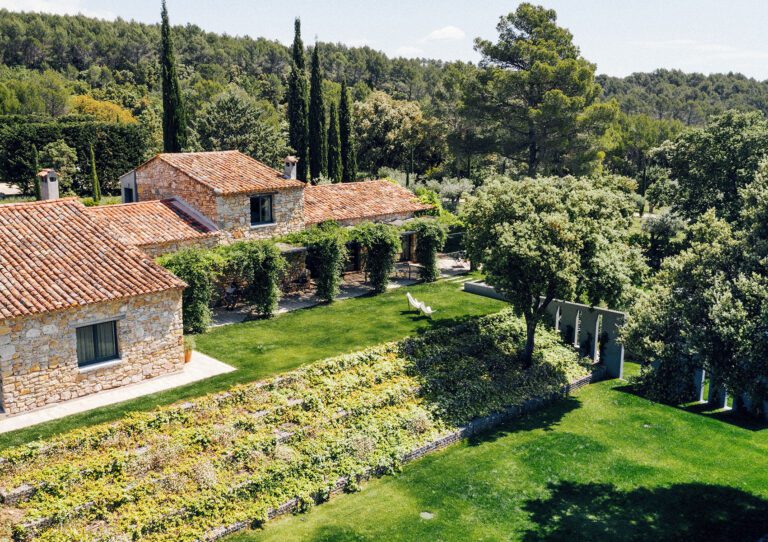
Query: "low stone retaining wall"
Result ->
[[198, 366, 607, 541]]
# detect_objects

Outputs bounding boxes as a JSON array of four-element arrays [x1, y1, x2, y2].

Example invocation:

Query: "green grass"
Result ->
[[194, 279, 503, 375], [0, 279, 504, 449], [230, 363, 768, 542]]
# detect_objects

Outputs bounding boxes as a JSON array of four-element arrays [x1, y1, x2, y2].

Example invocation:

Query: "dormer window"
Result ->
[[250, 195, 273, 226]]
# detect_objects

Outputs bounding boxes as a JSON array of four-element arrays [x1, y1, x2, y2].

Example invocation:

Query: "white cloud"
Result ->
[[0, 0, 114, 18], [422, 25, 466, 42], [631, 38, 768, 60], [346, 38, 370, 48], [395, 45, 424, 58]]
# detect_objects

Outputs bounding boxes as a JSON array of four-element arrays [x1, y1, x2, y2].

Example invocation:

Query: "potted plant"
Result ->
[[183, 335, 196, 363]]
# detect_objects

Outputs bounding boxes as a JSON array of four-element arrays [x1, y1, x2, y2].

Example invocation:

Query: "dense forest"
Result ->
[[1, 7, 768, 196]]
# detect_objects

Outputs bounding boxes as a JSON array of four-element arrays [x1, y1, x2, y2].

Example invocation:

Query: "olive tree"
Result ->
[[462, 176, 644, 366], [622, 211, 768, 409]]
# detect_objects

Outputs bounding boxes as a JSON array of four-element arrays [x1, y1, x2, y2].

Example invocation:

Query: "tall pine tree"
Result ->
[[287, 18, 310, 181], [327, 101, 342, 183], [308, 43, 327, 180], [89, 143, 101, 202], [160, 0, 187, 153], [339, 80, 357, 182], [32, 145, 41, 200]]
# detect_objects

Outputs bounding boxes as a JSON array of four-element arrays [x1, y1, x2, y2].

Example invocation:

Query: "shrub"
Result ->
[[412, 219, 447, 282], [158, 249, 221, 334], [351, 222, 401, 293], [307, 231, 348, 302], [413, 186, 442, 217], [218, 241, 285, 318]]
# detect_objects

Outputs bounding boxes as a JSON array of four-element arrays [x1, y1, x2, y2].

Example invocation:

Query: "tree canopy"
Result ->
[[466, 3, 617, 176], [287, 18, 310, 181], [622, 209, 768, 410], [462, 175, 645, 366], [308, 44, 327, 180], [656, 110, 768, 222], [195, 86, 289, 168], [160, 0, 187, 152]]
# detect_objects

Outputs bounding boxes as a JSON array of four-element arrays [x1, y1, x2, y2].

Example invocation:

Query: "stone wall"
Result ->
[[331, 211, 416, 227], [139, 233, 223, 258], [0, 289, 184, 415], [217, 188, 305, 241], [136, 159, 219, 222]]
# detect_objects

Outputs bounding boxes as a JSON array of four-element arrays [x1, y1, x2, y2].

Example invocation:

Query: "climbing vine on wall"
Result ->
[[412, 219, 447, 282]]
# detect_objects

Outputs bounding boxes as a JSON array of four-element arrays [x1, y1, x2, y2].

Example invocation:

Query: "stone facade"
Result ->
[[0, 289, 184, 415], [135, 159, 304, 242], [216, 188, 305, 241], [136, 159, 219, 222], [139, 233, 223, 258]]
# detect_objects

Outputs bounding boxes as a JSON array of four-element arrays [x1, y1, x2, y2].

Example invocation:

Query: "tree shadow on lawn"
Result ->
[[521, 480, 768, 542], [613, 382, 768, 432], [399, 313, 582, 440], [397, 310, 480, 331], [466, 396, 583, 447]]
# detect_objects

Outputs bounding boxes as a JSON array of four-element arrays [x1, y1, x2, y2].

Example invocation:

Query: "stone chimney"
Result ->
[[38, 169, 59, 200], [283, 156, 299, 180]]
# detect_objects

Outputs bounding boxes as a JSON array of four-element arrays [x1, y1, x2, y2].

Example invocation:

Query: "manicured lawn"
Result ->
[[0, 279, 504, 448], [194, 278, 504, 375], [230, 363, 768, 542]]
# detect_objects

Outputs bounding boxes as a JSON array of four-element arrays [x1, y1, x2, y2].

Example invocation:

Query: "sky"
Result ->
[[3, 0, 768, 79]]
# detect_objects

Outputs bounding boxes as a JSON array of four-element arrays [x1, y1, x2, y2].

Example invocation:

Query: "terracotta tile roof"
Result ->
[[87, 199, 218, 249], [141, 151, 304, 195], [304, 180, 432, 225], [0, 199, 185, 320]]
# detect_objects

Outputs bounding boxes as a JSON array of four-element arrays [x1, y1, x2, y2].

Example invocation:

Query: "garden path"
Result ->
[[0, 351, 235, 433]]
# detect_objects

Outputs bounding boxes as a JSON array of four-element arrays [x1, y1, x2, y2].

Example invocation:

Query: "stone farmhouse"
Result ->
[[93, 150, 431, 256], [0, 199, 185, 416], [0, 151, 430, 416]]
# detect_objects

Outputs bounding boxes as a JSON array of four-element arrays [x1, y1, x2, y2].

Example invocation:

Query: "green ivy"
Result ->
[[157, 249, 222, 334], [350, 222, 401, 293], [217, 241, 286, 318], [307, 232, 348, 302], [412, 219, 447, 282]]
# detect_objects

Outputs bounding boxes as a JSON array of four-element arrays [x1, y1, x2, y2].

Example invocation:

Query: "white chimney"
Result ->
[[38, 169, 59, 200], [283, 156, 299, 180]]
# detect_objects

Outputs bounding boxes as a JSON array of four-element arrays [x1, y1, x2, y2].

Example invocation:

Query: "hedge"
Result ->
[[0, 311, 588, 541], [0, 116, 149, 195]]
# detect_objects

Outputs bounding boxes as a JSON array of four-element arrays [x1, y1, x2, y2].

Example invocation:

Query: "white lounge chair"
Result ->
[[406, 292, 421, 312], [420, 303, 434, 318]]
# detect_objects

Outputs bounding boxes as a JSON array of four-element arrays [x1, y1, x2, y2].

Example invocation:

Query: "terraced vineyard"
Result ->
[[0, 312, 588, 541]]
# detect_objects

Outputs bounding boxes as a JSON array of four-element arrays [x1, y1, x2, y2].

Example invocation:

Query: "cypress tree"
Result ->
[[287, 18, 309, 181], [308, 44, 327, 180], [160, 0, 187, 152], [89, 143, 101, 202], [339, 79, 357, 182], [32, 145, 41, 200], [327, 101, 342, 183]]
